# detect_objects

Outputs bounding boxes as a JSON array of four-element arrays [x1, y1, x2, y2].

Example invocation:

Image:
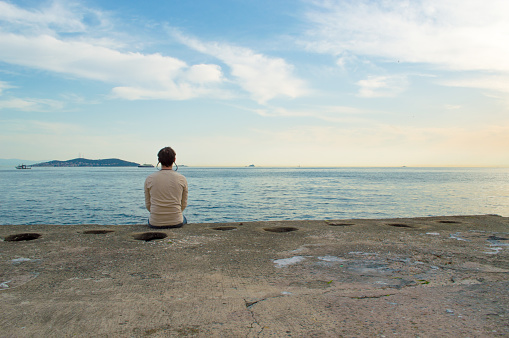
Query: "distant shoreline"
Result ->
[[31, 158, 139, 167]]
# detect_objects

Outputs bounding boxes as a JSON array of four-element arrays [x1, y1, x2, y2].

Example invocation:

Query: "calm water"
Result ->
[[0, 167, 508, 225]]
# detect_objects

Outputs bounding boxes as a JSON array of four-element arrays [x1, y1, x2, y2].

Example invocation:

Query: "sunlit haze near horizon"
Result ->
[[1, 0, 508, 167]]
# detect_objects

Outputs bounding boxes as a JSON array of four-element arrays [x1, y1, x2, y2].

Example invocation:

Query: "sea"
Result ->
[[1, 167, 508, 225]]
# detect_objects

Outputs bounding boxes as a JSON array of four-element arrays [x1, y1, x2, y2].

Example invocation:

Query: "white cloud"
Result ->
[[0, 31, 230, 100], [356, 75, 408, 98], [0, 78, 64, 112], [0, 97, 64, 111], [304, 0, 509, 73], [254, 104, 377, 124], [0, 1, 229, 101], [184, 64, 223, 84], [440, 75, 509, 94], [0, 0, 110, 36], [175, 33, 308, 103], [0, 80, 14, 95], [0, 119, 80, 135], [445, 104, 461, 110], [0, 1, 306, 103], [0, 1, 80, 32]]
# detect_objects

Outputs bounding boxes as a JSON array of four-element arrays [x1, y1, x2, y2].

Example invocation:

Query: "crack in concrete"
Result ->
[[351, 293, 395, 299], [244, 298, 264, 337], [243, 294, 291, 336], [244, 298, 266, 308]]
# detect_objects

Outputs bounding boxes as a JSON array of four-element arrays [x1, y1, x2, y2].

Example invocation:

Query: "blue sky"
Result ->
[[1, 0, 508, 166]]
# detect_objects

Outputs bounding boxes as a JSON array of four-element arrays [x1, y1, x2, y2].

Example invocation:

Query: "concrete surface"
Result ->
[[1, 215, 508, 337]]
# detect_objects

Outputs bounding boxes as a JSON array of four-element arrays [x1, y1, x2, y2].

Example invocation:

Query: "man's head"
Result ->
[[158, 147, 176, 167]]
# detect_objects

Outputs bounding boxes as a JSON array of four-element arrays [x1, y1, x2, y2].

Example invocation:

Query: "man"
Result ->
[[144, 147, 188, 228]]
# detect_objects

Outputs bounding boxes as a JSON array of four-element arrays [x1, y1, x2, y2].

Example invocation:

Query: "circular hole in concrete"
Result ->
[[387, 223, 413, 228], [488, 235, 508, 241], [83, 230, 114, 234], [4, 233, 41, 242], [328, 222, 355, 226], [212, 226, 237, 231], [263, 227, 298, 233], [437, 220, 461, 224], [132, 232, 167, 241]]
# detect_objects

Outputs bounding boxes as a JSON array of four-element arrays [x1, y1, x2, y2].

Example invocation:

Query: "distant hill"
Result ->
[[32, 158, 140, 167]]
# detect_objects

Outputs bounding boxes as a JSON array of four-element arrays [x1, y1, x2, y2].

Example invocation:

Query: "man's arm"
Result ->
[[144, 179, 151, 211], [181, 181, 188, 211]]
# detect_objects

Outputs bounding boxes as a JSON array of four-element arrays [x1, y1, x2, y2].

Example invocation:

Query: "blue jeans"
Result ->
[[148, 215, 187, 229]]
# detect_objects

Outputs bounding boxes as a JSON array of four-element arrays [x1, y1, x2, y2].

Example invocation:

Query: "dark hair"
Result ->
[[157, 147, 176, 167]]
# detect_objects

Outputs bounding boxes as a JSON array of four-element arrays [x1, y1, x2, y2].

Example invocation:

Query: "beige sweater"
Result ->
[[144, 170, 188, 226]]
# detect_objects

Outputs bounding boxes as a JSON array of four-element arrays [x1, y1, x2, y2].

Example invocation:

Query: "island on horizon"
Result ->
[[32, 158, 140, 167]]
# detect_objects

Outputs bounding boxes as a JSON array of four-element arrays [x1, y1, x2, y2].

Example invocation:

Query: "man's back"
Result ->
[[144, 170, 188, 227]]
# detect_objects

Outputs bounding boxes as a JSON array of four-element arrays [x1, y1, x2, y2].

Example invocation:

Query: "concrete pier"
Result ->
[[1, 215, 508, 337]]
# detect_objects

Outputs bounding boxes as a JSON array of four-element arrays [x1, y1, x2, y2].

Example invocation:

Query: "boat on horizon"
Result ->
[[138, 164, 154, 168], [15, 164, 31, 169]]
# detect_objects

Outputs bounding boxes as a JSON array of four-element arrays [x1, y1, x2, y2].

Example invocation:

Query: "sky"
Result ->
[[1, 0, 508, 167]]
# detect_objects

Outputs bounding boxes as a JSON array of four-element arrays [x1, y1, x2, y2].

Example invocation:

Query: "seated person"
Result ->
[[144, 147, 188, 228]]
